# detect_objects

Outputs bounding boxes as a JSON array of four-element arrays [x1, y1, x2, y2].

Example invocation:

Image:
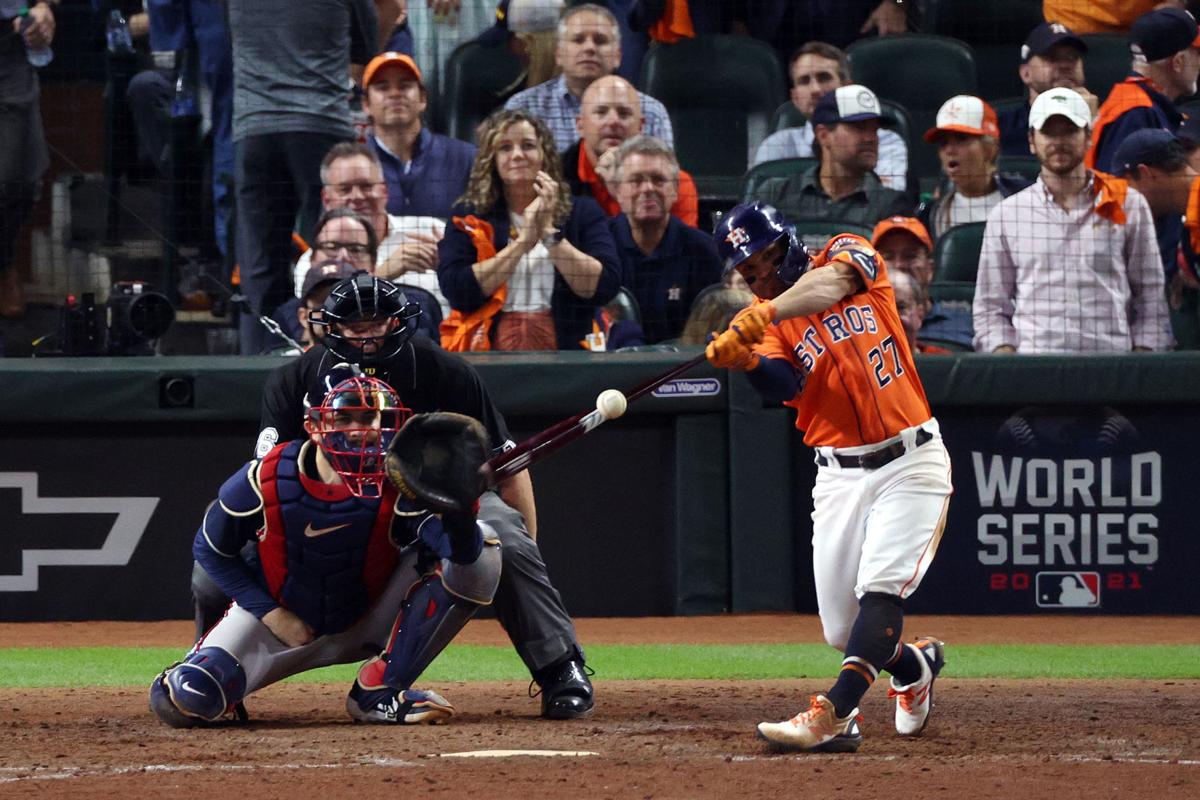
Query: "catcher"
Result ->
[[149, 371, 500, 727]]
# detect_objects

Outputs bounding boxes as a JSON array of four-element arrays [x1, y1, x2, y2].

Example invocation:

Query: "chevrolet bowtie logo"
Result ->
[[304, 522, 351, 538]]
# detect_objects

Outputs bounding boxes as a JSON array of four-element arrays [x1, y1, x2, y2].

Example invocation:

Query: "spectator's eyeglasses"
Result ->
[[314, 240, 372, 257], [327, 182, 384, 197], [622, 173, 674, 188]]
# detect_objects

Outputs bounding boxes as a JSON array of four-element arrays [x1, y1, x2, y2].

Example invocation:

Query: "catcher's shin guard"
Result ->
[[372, 572, 483, 690], [149, 647, 247, 727]]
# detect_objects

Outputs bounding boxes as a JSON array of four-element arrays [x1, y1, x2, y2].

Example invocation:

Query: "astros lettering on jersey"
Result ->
[[754, 234, 931, 448]]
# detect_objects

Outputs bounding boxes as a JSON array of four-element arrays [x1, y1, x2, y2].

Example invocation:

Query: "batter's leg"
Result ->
[[809, 465, 870, 652], [853, 432, 953, 733]]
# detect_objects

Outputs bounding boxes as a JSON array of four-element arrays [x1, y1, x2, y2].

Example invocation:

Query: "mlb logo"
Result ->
[[1036, 571, 1100, 608]]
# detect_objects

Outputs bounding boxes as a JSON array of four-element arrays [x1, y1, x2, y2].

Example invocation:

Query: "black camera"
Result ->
[[49, 282, 175, 356], [107, 281, 175, 356]]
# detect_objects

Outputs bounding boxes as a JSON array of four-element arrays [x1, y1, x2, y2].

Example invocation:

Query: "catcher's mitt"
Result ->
[[384, 412, 490, 515]]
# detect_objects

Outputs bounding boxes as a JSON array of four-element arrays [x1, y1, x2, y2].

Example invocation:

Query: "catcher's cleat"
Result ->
[[757, 694, 864, 753], [533, 659, 594, 720], [346, 683, 454, 724], [888, 636, 945, 736]]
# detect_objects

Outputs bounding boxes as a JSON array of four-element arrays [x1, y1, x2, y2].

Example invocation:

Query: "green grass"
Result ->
[[1, 643, 1198, 688]]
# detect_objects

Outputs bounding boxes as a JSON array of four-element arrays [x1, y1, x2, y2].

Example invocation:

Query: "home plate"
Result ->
[[435, 750, 599, 759]]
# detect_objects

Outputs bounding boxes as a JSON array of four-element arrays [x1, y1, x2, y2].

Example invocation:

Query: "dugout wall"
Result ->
[[1, 352, 1198, 619]]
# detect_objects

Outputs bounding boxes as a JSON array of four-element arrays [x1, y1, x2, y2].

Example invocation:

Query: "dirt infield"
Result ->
[[2, 616, 1198, 799]]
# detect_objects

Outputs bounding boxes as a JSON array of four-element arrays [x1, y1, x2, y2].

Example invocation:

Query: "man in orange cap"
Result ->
[[871, 216, 972, 350], [362, 52, 478, 220]]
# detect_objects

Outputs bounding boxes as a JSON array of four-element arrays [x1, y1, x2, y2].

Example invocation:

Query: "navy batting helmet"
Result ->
[[714, 202, 809, 289], [310, 272, 422, 364]]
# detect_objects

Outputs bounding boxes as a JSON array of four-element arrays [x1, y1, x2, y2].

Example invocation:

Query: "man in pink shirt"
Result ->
[[973, 88, 1172, 354]]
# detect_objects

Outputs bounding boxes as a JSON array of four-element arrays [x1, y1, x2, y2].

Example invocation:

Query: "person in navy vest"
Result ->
[[149, 372, 501, 727]]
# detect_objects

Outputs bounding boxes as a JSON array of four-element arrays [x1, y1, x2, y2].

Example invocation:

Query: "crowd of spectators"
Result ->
[[8, 1, 1200, 357]]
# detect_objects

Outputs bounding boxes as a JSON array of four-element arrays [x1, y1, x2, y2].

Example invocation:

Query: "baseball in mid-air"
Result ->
[[596, 389, 627, 420]]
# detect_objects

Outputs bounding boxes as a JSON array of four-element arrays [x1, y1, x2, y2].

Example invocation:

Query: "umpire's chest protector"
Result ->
[[257, 441, 400, 636]]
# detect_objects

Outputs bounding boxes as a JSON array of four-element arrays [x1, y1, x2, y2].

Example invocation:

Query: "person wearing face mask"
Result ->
[[920, 96, 1031, 238], [438, 109, 620, 351], [563, 75, 698, 227], [1088, 7, 1200, 174], [607, 135, 722, 344], [998, 22, 1095, 158]]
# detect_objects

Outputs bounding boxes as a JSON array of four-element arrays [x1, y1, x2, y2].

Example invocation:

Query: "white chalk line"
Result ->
[[1, 753, 1196, 782]]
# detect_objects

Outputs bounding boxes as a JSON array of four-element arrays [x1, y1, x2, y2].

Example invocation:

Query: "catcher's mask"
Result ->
[[307, 376, 412, 498], [309, 272, 422, 365], [714, 202, 809, 300]]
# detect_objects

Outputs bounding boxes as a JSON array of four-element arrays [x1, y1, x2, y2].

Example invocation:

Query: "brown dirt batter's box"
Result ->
[[1, 616, 1197, 798]]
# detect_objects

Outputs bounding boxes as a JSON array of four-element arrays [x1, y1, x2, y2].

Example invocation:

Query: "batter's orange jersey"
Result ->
[[755, 234, 931, 448]]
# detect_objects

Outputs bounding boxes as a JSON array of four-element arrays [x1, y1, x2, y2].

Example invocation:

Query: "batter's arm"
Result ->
[[770, 260, 861, 321], [498, 469, 538, 540]]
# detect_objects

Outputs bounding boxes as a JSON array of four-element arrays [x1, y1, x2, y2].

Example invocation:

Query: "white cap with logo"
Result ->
[[1028, 87, 1092, 131]]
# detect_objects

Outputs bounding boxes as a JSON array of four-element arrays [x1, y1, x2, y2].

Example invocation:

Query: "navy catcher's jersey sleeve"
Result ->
[[192, 461, 278, 619]]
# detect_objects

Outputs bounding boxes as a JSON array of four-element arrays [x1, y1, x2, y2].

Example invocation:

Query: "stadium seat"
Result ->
[[608, 286, 642, 326], [925, 0, 1042, 101], [394, 284, 444, 340], [847, 34, 977, 188], [641, 35, 787, 201], [741, 157, 817, 201], [439, 41, 524, 142], [769, 101, 805, 134], [932, 221, 986, 284], [997, 154, 1041, 182], [927, 281, 976, 305], [790, 219, 875, 253], [1080, 34, 1131, 103]]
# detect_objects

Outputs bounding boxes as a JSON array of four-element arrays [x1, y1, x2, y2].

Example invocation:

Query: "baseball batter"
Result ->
[[709, 203, 953, 752], [149, 374, 501, 727]]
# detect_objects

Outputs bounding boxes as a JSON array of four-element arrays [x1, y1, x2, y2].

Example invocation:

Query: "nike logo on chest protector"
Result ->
[[304, 522, 352, 538]]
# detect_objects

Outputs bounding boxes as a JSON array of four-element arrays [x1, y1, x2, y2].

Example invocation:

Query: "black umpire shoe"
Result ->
[[535, 659, 594, 719]]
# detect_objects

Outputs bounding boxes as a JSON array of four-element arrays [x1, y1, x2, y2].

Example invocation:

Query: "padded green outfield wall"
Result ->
[[1, 352, 1198, 619]]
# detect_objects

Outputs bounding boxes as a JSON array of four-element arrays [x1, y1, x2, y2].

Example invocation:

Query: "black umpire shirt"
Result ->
[[257, 337, 513, 456]]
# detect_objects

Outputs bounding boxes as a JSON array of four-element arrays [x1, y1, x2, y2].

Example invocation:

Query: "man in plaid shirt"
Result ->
[[974, 87, 1173, 354], [504, 3, 673, 152]]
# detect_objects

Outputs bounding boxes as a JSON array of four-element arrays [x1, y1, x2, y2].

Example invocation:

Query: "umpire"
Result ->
[[191, 272, 594, 719]]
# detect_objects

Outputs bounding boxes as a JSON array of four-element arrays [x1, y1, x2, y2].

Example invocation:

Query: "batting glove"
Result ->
[[706, 328, 761, 371], [727, 301, 776, 346]]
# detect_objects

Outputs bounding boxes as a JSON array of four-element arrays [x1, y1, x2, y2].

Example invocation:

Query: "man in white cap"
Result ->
[[921, 95, 1031, 237], [974, 87, 1172, 354], [751, 84, 914, 228]]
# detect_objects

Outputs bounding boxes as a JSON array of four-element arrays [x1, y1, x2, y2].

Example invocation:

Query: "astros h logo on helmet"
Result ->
[[726, 227, 751, 247]]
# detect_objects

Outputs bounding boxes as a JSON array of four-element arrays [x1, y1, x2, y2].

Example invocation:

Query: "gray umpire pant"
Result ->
[[191, 490, 582, 677]]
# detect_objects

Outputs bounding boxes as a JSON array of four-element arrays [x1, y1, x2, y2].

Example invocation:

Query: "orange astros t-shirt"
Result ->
[[755, 235, 932, 448]]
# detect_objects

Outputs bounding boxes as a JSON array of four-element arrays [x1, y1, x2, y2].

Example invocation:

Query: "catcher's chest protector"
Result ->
[[258, 441, 400, 635]]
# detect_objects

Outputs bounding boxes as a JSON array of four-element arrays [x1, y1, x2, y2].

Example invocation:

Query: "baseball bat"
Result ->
[[483, 351, 708, 483]]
